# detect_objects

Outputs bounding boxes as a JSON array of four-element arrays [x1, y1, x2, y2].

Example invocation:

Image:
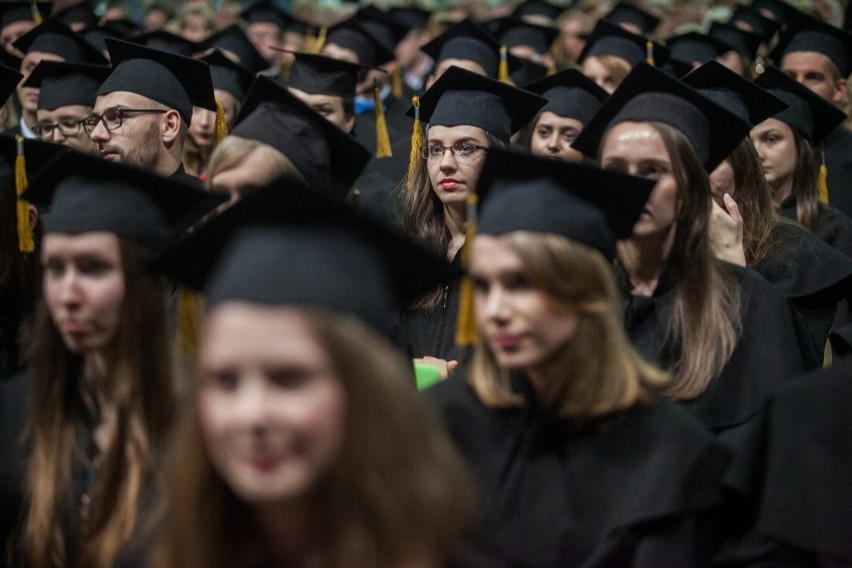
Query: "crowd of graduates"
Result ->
[[0, 0, 851, 566]]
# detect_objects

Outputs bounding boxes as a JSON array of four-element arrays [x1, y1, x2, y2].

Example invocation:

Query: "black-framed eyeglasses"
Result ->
[[82, 107, 168, 136], [421, 142, 488, 164], [32, 117, 88, 139]]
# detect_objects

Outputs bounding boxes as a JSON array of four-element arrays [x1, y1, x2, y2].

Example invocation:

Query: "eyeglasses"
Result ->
[[421, 142, 488, 164], [82, 107, 168, 136], [32, 117, 88, 139]]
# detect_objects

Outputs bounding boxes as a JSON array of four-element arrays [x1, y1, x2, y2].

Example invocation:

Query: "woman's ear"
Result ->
[[28, 203, 38, 230]]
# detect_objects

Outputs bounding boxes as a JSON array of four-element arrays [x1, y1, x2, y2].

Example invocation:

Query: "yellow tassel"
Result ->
[[31, 1, 42, 24], [15, 135, 33, 253], [499, 45, 509, 83], [374, 79, 392, 158], [646, 39, 655, 66], [407, 95, 423, 188], [392, 65, 403, 99], [818, 148, 829, 204], [546, 58, 556, 76], [310, 26, 327, 54], [177, 287, 200, 358], [214, 99, 228, 145], [455, 192, 478, 347]]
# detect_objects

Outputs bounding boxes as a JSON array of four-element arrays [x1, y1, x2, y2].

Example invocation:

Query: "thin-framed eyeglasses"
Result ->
[[82, 107, 168, 136], [421, 142, 488, 164], [32, 117, 88, 139]]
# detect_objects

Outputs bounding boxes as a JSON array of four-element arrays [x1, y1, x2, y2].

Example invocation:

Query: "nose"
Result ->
[[56, 268, 82, 309], [546, 132, 561, 153], [438, 147, 457, 172], [88, 117, 109, 142], [482, 286, 510, 324], [230, 376, 274, 432]]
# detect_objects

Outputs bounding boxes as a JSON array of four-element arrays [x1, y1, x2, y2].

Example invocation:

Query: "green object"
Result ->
[[415, 364, 442, 391]]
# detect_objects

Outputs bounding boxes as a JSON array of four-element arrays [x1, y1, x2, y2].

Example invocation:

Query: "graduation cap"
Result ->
[[323, 15, 395, 67], [495, 16, 559, 56], [603, 2, 660, 35], [285, 50, 379, 98], [572, 62, 751, 172], [199, 25, 266, 74], [666, 31, 731, 67], [771, 11, 852, 77], [729, 5, 780, 41], [231, 75, 371, 199], [22, 60, 111, 110], [708, 22, 761, 61], [523, 68, 608, 125], [0, 2, 49, 29], [128, 29, 199, 57], [356, 5, 409, 49], [153, 181, 458, 333], [240, 1, 307, 35], [509, 55, 548, 85], [0, 63, 22, 106], [13, 17, 108, 63], [52, 1, 99, 31], [512, 0, 564, 22], [99, 38, 216, 126], [755, 65, 846, 145], [197, 49, 254, 103], [683, 60, 787, 127], [83, 21, 134, 54], [420, 19, 503, 78], [100, 18, 141, 38], [23, 149, 227, 252], [388, 6, 431, 32], [476, 147, 654, 259], [578, 19, 670, 68], [750, 0, 798, 24]]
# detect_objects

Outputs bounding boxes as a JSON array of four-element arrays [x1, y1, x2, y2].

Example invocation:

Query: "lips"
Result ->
[[246, 452, 284, 472], [493, 334, 524, 350], [60, 320, 88, 334], [440, 178, 461, 190]]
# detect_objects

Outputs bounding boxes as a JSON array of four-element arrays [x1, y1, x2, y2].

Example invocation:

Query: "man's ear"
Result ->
[[833, 77, 848, 105], [162, 109, 182, 143]]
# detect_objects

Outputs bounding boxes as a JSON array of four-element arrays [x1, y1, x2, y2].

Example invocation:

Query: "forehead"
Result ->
[[601, 121, 669, 158], [536, 112, 584, 130], [470, 234, 523, 273], [288, 86, 343, 107], [427, 124, 488, 142], [781, 51, 836, 74], [37, 104, 92, 118], [21, 50, 63, 67], [42, 231, 121, 256], [94, 90, 156, 111]]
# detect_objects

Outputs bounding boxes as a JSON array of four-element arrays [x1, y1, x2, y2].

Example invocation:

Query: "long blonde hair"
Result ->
[[205, 135, 305, 192], [154, 309, 475, 568], [469, 232, 669, 420]]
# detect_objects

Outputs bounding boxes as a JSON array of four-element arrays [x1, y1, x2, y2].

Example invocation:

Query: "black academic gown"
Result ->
[[823, 125, 852, 220], [168, 162, 203, 189], [618, 263, 818, 450], [778, 194, 852, 259], [428, 374, 733, 567], [0, 371, 28, 568]]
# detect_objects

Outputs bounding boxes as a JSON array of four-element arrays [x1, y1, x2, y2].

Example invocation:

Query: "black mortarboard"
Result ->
[[0, 134, 67, 192], [199, 24, 266, 74], [578, 19, 669, 67], [99, 38, 216, 125], [388, 6, 431, 32], [0, 2, 49, 29], [154, 181, 458, 332], [683, 60, 787, 127], [13, 17, 108, 63], [751, 0, 798, 24], [23, 150, 227, 252], [0, 63, 22, 105], [240, 1, 306, 35], [420, 19, 502, 78], [356, 5, 409, 48], [197, 49, 254, 103], [101, 18, 141, 38], [407, 65, 547, 145], [729, 5, 780, 41], [128, 29, 199, 57], [476, 148, 654, 259], [708, 22, 761, 60], [496, 16, 559, 56], [512, 0, 564, 22], [755, 65, 846, 145], [22, 60, 111, 109], [509, 55, 548, 85], [53, 2, 99, 30], [667, 31, 730, 66], [572, 62, 751, 171], [604, 2, 660, 35], [324, 16, 395, 67], [83, 22, 132, 54], [231, 75, 371, 199], [771, 12, 852, 77], [285, 50, 377, 98], [523, 68, 608, 125]]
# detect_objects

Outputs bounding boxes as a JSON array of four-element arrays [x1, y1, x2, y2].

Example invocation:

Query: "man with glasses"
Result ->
[[85, 38, 218, 186]]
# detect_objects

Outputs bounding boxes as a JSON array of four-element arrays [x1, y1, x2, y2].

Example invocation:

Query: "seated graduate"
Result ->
[[428, 147, 732, 567], [571, 63, 817, 448], [150, 180, 474, 568]]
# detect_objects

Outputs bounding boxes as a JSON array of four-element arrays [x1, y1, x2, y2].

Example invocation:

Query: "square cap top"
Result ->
[[231, 75, 371, 199], [729, 5, 780, 40], [578, 19, 670, 68], [604, 2, 660, 35], [199, 24, 267, 74], [755, 65, 846, 144], [523, 68, 608, 125], [197, 49, 255, 103], [23, 148, 227, 252], [751, 0, 799, 24], [13, 17, 108, 63], [512, 0, 564, 22], [153, 180, 458, 334], [355, 6, 409, 48], [0, 2, 50, 28], [407, 65, 547, 145], [708, 22, 761, 60], [99, 37, 216, 124], [0, 63, 22, 106], [420, 18, 502, 78], [22, 60, 111, 110], [324, 16, 395, 67], [53, 1, 99, 30], [240, 1, 307, 34], [495, 16, 559, 56], [285, 50, 380, 98], [388, 6, 431, 31], [572, 62, 751, 172], [771, 11, 852, 77], [666, 31, 731, 66], [128, 30, 199, 57]]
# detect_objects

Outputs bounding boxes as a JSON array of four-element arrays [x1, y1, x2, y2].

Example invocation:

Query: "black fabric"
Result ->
[[773, 11, 852, 77], [0, 370, 29, 568], [605, 2, 660, 34], [523, 68, 608, 125], [729, 5, 779, 41], [128, 30, 198, 57], [23, 60, 110, 110], [287, 51, 375, 98], [0, 2, 49, 29], [779, 194, 852, 260], [579, 20, 669, 68], [420, 19, 502, 79], [198, 49, 254, 102], [667, 32, 728, 66], [822, 126, 852, 220], [708, 23, 761, 61], [199, 25, 266, 74], [427, 373, 732, 566], [13, 17, 107, 64], [0, 64, 20, 107]]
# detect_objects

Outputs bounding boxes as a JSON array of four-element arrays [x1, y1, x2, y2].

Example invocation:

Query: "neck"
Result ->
[[21, 108, 36, 129], [770, 177, 793, 206], [618, 229, 674, 296], [254, 498, 323, 567], [526, 360, 569, 404], [443, 203, 466, 261]]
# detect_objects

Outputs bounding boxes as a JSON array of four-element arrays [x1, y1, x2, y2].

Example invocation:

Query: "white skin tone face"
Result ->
[[716, 50, 746, 76], [180, 13, 212, 43], [750, 117, 797, 202], [288, 87, 354, 133], [530, 111, 585, 162], [17, 52, 64, 117], [425, 124, 490, 213], [41, 232, 125, 356], [189, 89, 240, 148], [600, 122, 679, 239], [199, 304, 346, 505], [35, 104, 99, 155], [581, 55, 619, 94], [246, 22, 283, 65], [559, 18, 587, 64], [470, 235, 578, 384], [782, 51, 847, 105], [1, 20, 34, 57], [210, 143, 293, 204]]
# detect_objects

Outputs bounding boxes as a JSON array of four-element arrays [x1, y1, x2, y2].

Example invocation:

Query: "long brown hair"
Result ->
[[615, 122, 742, 401], [21, 238, 175, 568], [789, 129, 820, 231], [469, 232, 669, 419], [154, 309, 475, 568]]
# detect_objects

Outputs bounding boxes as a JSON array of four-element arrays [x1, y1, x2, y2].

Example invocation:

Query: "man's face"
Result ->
[[1, 20, 34, 56], [246, 22, 282, 65], [88, 91, 164, 170], [781, 51, 847, 105]]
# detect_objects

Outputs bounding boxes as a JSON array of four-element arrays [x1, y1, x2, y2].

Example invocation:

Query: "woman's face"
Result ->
[[426, 124, 490, 210], [530, 111, 585, 162], [750, 117, 796, 189], [600, 121, 679, 238], [581, 55, 619, 93], [41, 232, 125, 355], [470, 235, 577, 374], [288, 87, 354, 133], [199, 303, 346, 505]]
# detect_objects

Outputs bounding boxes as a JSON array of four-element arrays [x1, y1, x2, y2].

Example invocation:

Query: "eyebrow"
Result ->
[[426, 136, 483, 144]]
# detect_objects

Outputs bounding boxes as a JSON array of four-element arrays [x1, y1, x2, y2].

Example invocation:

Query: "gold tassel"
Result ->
[[818, 145, 829, 204], [646, 39, 655, 66], [373, 79, 392, 158], [214, 99, 228, 145], [15, 135, 34, 253], [499, 45, 509, 83], [177, 287, 200, 358], [407, 95, 423, 187], [546, 58, 556, 76], [310, 26, 327, 54], [30, 1, 42, 24], [392, 65, 403, 99], [455, 192, 478, 347]]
